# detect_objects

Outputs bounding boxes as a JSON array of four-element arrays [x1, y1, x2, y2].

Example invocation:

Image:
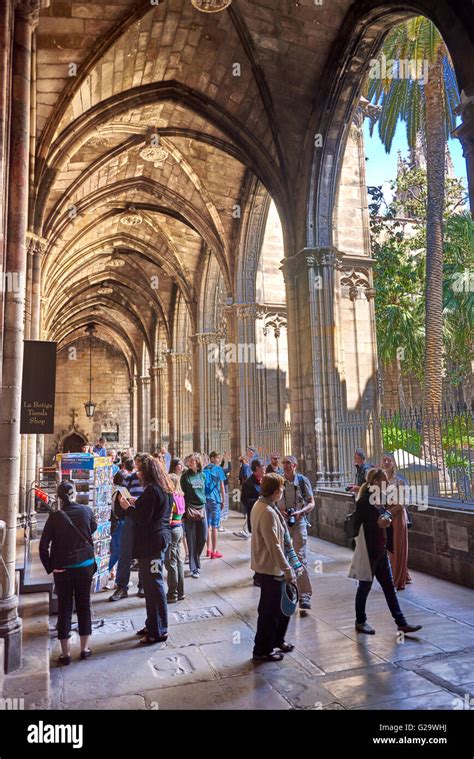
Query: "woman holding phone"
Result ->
[[353, 467, 422, 636], [119, 454, 173, 645]]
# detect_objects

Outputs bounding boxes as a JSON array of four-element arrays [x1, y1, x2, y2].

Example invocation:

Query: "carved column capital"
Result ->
[[15, 0, 41, 27], [224, 302, 266, 320], [282, 247, 344, 275]]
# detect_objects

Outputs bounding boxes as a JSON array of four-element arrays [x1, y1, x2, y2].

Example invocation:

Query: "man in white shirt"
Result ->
[[278, 456, 314, 612]]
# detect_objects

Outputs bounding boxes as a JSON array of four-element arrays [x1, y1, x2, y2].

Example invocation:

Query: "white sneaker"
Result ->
[[233, 530, 250, 539]]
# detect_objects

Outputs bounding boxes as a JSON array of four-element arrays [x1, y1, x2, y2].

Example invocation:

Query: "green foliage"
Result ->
[[365, 17, 459, 152], [369, 168, 473, 387], [381, 416, 421, 455]]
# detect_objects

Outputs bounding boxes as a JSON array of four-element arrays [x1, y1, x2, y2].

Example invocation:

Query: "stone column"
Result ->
[[0, 0, 14, 386], [23, 236, 43, 537], [149, 365, 160, 453], [0, 0, 40, 674], [135, 374, 143, 452], [282, 248, 344, 485], [141, 375, 151, 451], [129, 375, 137, 450], [167, 354, 192, 457], [453, 95, 474, 217], [223, 303, 264, 453]]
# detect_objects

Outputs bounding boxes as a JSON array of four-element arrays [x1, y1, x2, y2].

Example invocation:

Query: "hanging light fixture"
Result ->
[[84, 323, 96, 418], [191, 0, 232, 12]]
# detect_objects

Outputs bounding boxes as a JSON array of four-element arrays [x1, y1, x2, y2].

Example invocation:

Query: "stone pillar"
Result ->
[[282, 248, 344, 485], [0, 0, 40, 674], [223, 303, 264, 453], [0, 0, 14, 386], [141, 375, 151, 451], [453, 94, 474, 217], [135, 374, 143, 452], [26, 238, 43, 537], [149, 365, 159, 453], [129, 376, 137, 450], [167, 354, 192, 457]]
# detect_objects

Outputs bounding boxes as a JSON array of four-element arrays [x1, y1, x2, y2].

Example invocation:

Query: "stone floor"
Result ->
[[47, 513, 474, 711]]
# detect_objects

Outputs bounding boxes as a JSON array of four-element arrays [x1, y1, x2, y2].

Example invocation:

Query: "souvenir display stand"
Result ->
[[56, 453, 112, 592]]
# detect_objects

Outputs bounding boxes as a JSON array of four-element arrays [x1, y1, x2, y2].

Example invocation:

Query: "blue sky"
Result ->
[[363, 119, 468, 204]]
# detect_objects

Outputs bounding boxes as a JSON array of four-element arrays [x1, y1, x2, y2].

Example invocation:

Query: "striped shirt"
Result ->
[[124, 471, 144, 498]]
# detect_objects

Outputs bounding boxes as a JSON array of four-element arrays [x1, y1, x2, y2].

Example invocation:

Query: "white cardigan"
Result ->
[[250, 497, 292, 577]]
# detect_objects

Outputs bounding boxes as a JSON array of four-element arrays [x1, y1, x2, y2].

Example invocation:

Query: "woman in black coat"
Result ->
[[354, 468, 422, 637], [119, 454, 173, 645], [39, 481, 97, 664]]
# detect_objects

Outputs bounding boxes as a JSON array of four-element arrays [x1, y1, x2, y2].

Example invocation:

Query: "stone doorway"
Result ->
[[61, 433, 86, 453]]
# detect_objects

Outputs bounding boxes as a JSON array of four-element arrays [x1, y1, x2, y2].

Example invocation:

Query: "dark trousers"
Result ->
[[355, 550, 407, 627], [55, 564, 95, 640], [116, 518, 142, 590], [184, 515, 207, 573], [138, 554, 168, 638], [253, 573, 290, 656]]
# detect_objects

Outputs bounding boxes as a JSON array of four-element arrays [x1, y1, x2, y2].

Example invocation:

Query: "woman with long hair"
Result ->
[[119, 454, 173, 645], [353, 468, 421, 636], [381, 453, 413, 590], [181, 452, 207, 579]]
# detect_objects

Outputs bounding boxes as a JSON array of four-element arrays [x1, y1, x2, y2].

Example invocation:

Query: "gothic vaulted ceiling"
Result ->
[[34, 0, 471, 370]]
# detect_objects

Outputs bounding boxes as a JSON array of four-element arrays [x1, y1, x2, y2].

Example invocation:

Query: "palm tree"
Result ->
[[367, 17, 460, 420]]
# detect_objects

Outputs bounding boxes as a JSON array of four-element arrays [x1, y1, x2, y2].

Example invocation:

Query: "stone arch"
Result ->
[[304, 0, 474, 248]]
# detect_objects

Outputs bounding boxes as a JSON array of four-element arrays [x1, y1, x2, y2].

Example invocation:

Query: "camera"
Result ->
[[287, 507, 296, 527], [345, 485, 353, 492]]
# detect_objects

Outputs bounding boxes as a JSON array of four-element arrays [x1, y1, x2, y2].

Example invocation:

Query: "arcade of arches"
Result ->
[[0, 0, 473, 676]]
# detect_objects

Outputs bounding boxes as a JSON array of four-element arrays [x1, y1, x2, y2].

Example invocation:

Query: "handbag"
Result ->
[[348, 527, 373, 582], [186, 504, 206, 521], [345, 510, 357, 541]]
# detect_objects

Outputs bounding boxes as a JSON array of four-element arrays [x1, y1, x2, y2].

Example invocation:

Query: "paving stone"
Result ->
[[259, 665, 335, 709], [60, 645, 217, 704], [353, 690, 461, 710], [69, 695, 148, 710], [142, 673, 291, 710], [323, 669, 442, 709], [418, 655, 474, 687]]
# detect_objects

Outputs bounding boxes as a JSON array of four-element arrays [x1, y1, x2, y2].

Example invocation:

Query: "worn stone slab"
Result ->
[[418, 655, 474, 687], [259, 665, 336, 709], [323, 669, 442, 709], [60, 645, 217, 704], [353, 690, 461, 710], [66, 695, 148, 710], [142, 673, 291, 710]]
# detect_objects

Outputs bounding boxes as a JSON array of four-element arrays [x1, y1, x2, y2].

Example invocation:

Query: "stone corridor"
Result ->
[[34, 514, 474, 711]]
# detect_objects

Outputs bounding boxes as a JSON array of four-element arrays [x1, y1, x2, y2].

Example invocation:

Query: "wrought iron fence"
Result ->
[[336, 405, 474, 503], [253, 421, 292, 460]]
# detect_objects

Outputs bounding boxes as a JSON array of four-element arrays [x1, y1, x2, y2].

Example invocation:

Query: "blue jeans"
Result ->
[[355, 550, 407, 627], [108, 520, 124, 572], [116, 518, 135, 589]]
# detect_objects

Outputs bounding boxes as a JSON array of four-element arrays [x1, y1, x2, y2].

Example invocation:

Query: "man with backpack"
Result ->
[[203, 451, 226, 559], [278, 456, 314, 612]]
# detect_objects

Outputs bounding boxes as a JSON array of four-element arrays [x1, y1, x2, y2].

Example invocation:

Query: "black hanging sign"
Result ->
[[20, 340, 57, 434]]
